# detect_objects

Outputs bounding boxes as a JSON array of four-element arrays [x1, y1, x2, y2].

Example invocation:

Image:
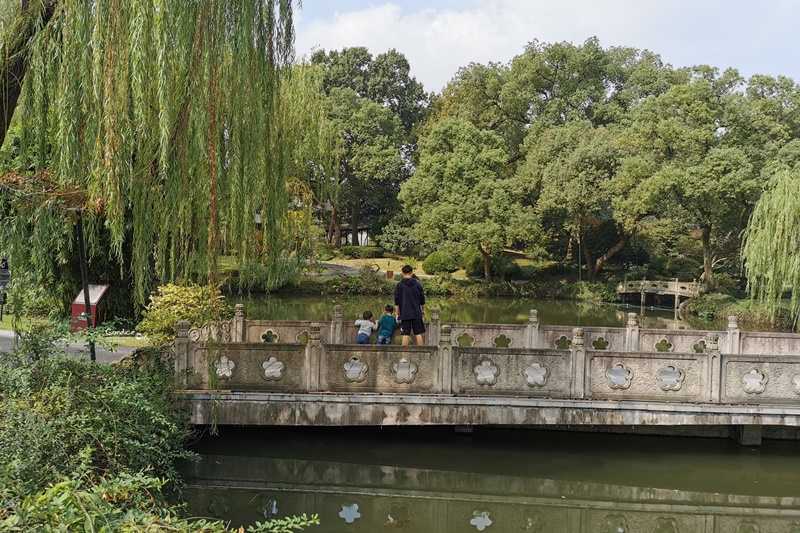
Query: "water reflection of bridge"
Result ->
[[177, 305, 800, 445], [183, 445, 800, 532]]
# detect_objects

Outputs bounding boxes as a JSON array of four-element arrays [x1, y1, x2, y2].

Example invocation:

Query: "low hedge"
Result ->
[[339, 245, 384, 259]]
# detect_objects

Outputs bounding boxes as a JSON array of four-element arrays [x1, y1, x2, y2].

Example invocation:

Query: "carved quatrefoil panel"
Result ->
[[261, 357, 285, 381], [493, 334, 512, 348], [296, 330, 309, 345], [601, 515, 628, 533], [519, 510, 543, 532], [693, 340, 706, 353], [742, 369, 767, 394], [554, 335, 571, 350], [657, 365, 685, 391], [654, 338, 674, 352], [523, 362, 549, 387], [344, 357, 368, 382], [261, 329, 279, 343], [457, 332, 475, 347], [213, 356, 235, 379], [474, 361, 499, 385], [393, 358, 418, 384], [592, 337, 609, 350], [736, 521, 760, 533], [653, 517, 678, 533], [385, 504, 411, 528], [607, 364, 633, 389], [470, 510, 493, 531], [338, 503, 361, 524]]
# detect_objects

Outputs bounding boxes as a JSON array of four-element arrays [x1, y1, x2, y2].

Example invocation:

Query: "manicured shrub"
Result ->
[[422, 250, 459, 275], [339, 245, 384, 259], [663, 257, 702, 280], [465, 251, 520, 280]]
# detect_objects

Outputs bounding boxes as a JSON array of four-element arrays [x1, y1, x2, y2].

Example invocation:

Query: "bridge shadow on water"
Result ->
[[181, 426, 800, 532]]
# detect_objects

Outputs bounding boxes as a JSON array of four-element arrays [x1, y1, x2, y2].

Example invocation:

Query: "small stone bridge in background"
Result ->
[[617, 278, 703, 307], [176, 305, 800, 445]]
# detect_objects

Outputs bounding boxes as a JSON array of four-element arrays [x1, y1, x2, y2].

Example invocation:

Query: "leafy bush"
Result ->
[[339, 245, 384, 259], [422, 250, 459, 275], [374, 216, 425, 256], [137, 284, 232, 345]]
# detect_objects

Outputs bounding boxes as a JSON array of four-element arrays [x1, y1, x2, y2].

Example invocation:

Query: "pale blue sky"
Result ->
[[294, 0, 800, 93]]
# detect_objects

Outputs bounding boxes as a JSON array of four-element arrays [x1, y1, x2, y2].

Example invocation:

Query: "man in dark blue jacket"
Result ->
[[394, 265, 426, 345]]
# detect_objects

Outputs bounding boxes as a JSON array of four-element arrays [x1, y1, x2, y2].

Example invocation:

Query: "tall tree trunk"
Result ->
[[479, 245, 491, 281], [586, 224, 634, 281], [326, 204, 336, 244], [0, 1, 57, 148], [701, 225, 716, 290], [350, 201, 359, 246]]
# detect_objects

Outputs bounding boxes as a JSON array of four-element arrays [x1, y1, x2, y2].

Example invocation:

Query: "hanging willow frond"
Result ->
[[5, 0, 333, 307], [742, 169, 800, 315]]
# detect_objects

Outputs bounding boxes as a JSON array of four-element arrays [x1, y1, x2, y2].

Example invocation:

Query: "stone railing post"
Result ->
[[233, 304, 245, 342], [625, 313, 640, 352], [306, 322, 322, 391], [726, 315, 740, 354], [331, 305, 344, 344], [705, 332, 721, 402], [438, 324, 453, 394], [428, 307, 441, 346], [525, 309, 539, 349], [174, 320, 191, 388], [570, 327, 586, 398]]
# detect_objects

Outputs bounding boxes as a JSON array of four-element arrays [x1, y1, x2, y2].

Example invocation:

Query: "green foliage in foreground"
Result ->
[[0, 342, 320, 532], [339, 245, 385, 259], [137, 284, 233, 345]]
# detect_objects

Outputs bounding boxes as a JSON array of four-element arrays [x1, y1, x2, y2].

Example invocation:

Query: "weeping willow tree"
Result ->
[[742, 169, 800, 317], [0, 0, 334, 309]]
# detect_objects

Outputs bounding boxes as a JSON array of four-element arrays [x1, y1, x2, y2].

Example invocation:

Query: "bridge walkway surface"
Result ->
[[176, 306, 800, 445]]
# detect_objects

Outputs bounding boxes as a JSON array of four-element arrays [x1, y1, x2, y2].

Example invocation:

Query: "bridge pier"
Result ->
[[730, 425, 762, 446]]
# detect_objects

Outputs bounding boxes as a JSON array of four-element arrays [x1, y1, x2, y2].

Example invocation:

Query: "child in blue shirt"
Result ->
[[376, 304, 398, 345], [354, 311, 377, 344]]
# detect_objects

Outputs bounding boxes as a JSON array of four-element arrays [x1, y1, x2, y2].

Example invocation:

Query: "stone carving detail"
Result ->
[[627, 313, 638, 326], [692, 340, 706, 353], [653, 517, 678, 533], [735, 522, 760, 533], [657, 366, 684, 391], [793, 375, 800, 395], [261, 329, 279, 343], [333, 305, 343, 319], [554, 335, 571, 350], [519, 510, 543, 532], [392, 358, 418, 384], [728, 315, 739, 329], [474, 361, 499, 385], [457, 332, 475, 347], [385, 504, 411, 528], [493, 334, 512, 348], [441, 325, 452, 344], [742, 369, 767, 394], [705, 333, 719, 351], [529, 309, 539, 324], [261, 357, 285, 381], [607, 364, 633, 389], [523, 362, 549, 387], [189, 321, 232, 342], [572, 328, 584, 346], [213, 356, 236, 379], [338, 503, 361, 523], [296, 330, 309, 345], [654, 338, 674, 352], [344, 357, 368, 382], [470, 510, 493, 531], [207, 495, 229, 517], [601, 515, 628, 533], [310, 323, 321, 342], [592, 337, 609, 350]]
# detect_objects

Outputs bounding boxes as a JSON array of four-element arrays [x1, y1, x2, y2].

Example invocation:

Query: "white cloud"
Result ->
[[295, 0, 800, 94]]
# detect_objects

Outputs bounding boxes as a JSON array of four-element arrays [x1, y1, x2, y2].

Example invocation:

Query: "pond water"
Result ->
[[229, 294, 719, 330], [182, 427, 800, 532]]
